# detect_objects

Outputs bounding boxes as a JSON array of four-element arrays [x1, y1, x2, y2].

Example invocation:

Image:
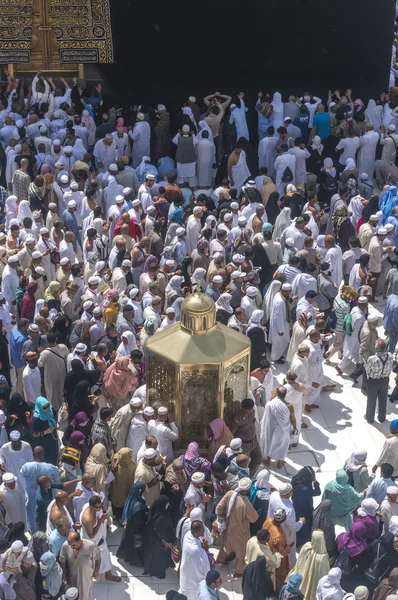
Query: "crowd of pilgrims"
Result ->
[[3, 65, 398, 600]]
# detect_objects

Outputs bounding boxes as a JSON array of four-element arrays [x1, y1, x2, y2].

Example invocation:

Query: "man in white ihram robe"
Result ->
[[338, 299, 368, 374], [268, 284, 292, 362], [258, 133, 279, 179], [260, 392, 291, 464], [81, 502, 112, 575], [179, 527, 210, 600], [274, 147, 296, 197], [357, 124, 379, 179], [129, 114, 151, 168], [197, 133, 214, 187], [325, 240, 343, 288], [127, 407, 153, 461]]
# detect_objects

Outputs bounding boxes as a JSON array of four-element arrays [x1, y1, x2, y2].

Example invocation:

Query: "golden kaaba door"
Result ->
[[180, 369, 219, 449]]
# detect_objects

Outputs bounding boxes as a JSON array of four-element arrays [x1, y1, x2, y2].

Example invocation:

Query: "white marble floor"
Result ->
[[93, 298, 397, 600]]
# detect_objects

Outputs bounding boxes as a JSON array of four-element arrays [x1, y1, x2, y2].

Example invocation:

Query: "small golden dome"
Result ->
[[181, 292, 216, 332]]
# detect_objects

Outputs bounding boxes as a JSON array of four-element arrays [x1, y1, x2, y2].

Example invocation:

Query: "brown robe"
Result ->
[[262, 518, 291, 587]]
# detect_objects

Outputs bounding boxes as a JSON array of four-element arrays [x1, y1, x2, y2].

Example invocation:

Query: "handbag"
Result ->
[[171, 517, 188, 565], [364, 542, 388, 586], [334, 547, 351, 576], [133, 534, 144, 549], [206, 550, 216, 570]]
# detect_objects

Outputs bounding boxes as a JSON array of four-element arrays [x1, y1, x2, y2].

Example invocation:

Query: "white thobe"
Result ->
[[357, 131, 379, 179], [138, 184, 154, 212], [52, 181, 70, 215], [280, 225, 307, 251], [59, 240, 78, 264], [260, 398, 291, 461], [0, 481, 27, 530], [341, 307, 366, 364], [147, 420, 179, 465], [93, 140, 117, 173], [36, 237, 57, 282], [291, 274, 317, 300], [112, 132, 130, 160], [129, 121, 151, 168], [197, 139, 214, 187], [274, 152, 296, 197], [127, 414, 149, 461], [186, 215, 202, 255], [0, 442, 33, 487], [1, 265, 19, 304], [290, 354, 309, 387], [288, 146, 310, 186], [258, 136, 279, 178], [179, 532, 210, 600], [0, 425, 8, 449], [269, 293, 290, 360], [112, 267, 127, 294], [325, 246, 343, 288], [22, 365, 41, 406], [267, 491, 302, 567]]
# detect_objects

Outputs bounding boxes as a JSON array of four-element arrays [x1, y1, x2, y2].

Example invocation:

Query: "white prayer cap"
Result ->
[[130, 397, 142, 407], [354, 587, 369, 600], [25, 236, 36, 244], [360, 173, 369, 180], [93, 307, 102, 317], [32, 251, 42, 259], [115, 195, 124, 204], [146, 173, 155, 180], [230, 438, 242, 451], [48, 203, 57, 210], [231, 271, 245, 280], [223, 212, 233, 222], [285, 238, 295, 247], [68, 200, 77, 209], [367, 314, 379, 323], [64, 145, 73, 153], [123, 187, 132, 196], [238, 216, 247, 225], [188, 96, 196, 103], [193, 206, 202, 215], [176, 227, 185, 236], [7, 255, 19, 264], [386, 223, 395, 232], [54, 109, 61, 118], [147, 206, 157, 215], [35, 267, 45, 275], [238, 477, 252, 492], [387, 486, 398, 494], [122, 259, 132, 267], [389, 125, 397, 132], [212, 275, 223, 284], [16, 119, 24, 128], [233, 253, 244, 264], [75, 343, 87, 353], [230, 103, 237, 109], [109, 163, 118, 172], [132, 199, 141, 207], [40, 227, 49, 234], [191, 472, 206, 483], [60, 175, 69, 184], [182, 124, 190, 133], [0, 411, 6, 425], [282, 283, 292, 291], [38, 124, 48, 133], [284, 116, 292, 122], [53, 138, 61, 145], [83, 301, 93, 311], [95, 261, 105, 272], [137, 112, 145, 121], [230, 202, 239, 210], [158, 406, 168, 415], [11, 541, 23, 552], [60, 257, 70, 265], [329, 101, 336, 108], [246, 286, 258, 297], [143, 406, 155, 416], [88, 276, 100, 285], [166, 259, 176, 267], [377, 227, 387, 235], [70, 181, 79, 190], [129, 288, 139, 299], [279, 482, 293, 495], [64, 588, 79, 600], [144, 448, 157, 459], [369, 214, 379, 221], [358, 296, 369, 303], [29, 324, 39, 332], [166, 307, 175, 314], [2, 472, 16, 483], [105, 133, 113, 141]]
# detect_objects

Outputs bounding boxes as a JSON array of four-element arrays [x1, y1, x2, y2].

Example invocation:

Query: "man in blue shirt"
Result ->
[[293, 105, 310, 141], [10, 318, 29, 395], [310, 104, 330, 141]]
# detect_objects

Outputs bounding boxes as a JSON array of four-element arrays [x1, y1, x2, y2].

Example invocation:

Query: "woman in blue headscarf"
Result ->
[[279, 573, 304, 600], [31, 397, 59, 465], [381, 185, 398, 223], [117, 481, 148, 567], [35, 551, 63, 598], [164, 207, 184, 246]]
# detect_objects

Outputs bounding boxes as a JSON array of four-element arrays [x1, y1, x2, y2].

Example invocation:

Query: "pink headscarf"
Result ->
[[117, 117, 127, 134], [103, 356, 137, 399], [81, 109, 96, 145], [102, 288, 119, 308]]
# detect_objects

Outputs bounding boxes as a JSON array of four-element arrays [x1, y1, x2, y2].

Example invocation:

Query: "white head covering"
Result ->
[[117, 331, 136, 356], [347, 450, 367, 471], [316, 568, 344, 600], [215, 293, 233, 314], [357, 498, 379, 518], [227, 476, 252, 517], [344, 158, 356, 172], [389, 515, 398, 536], [246, 309, 264, 335], [273, 207, 292, 240]]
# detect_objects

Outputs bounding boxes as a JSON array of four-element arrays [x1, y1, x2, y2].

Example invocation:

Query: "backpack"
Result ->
[[323, 172, 337, 193], [281, 165, 294, 183], [343, 312, 353, 335], [344, 466, 355, 487], [364, 541, 388, 586], [334, 547, 351, 576], [326, 309, 337, 332]]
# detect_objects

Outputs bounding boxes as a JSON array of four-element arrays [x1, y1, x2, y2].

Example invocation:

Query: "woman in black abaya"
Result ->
[[143, 495, 175, 579], [117, 481, 148, 566], [242, 556, 274, 600]]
